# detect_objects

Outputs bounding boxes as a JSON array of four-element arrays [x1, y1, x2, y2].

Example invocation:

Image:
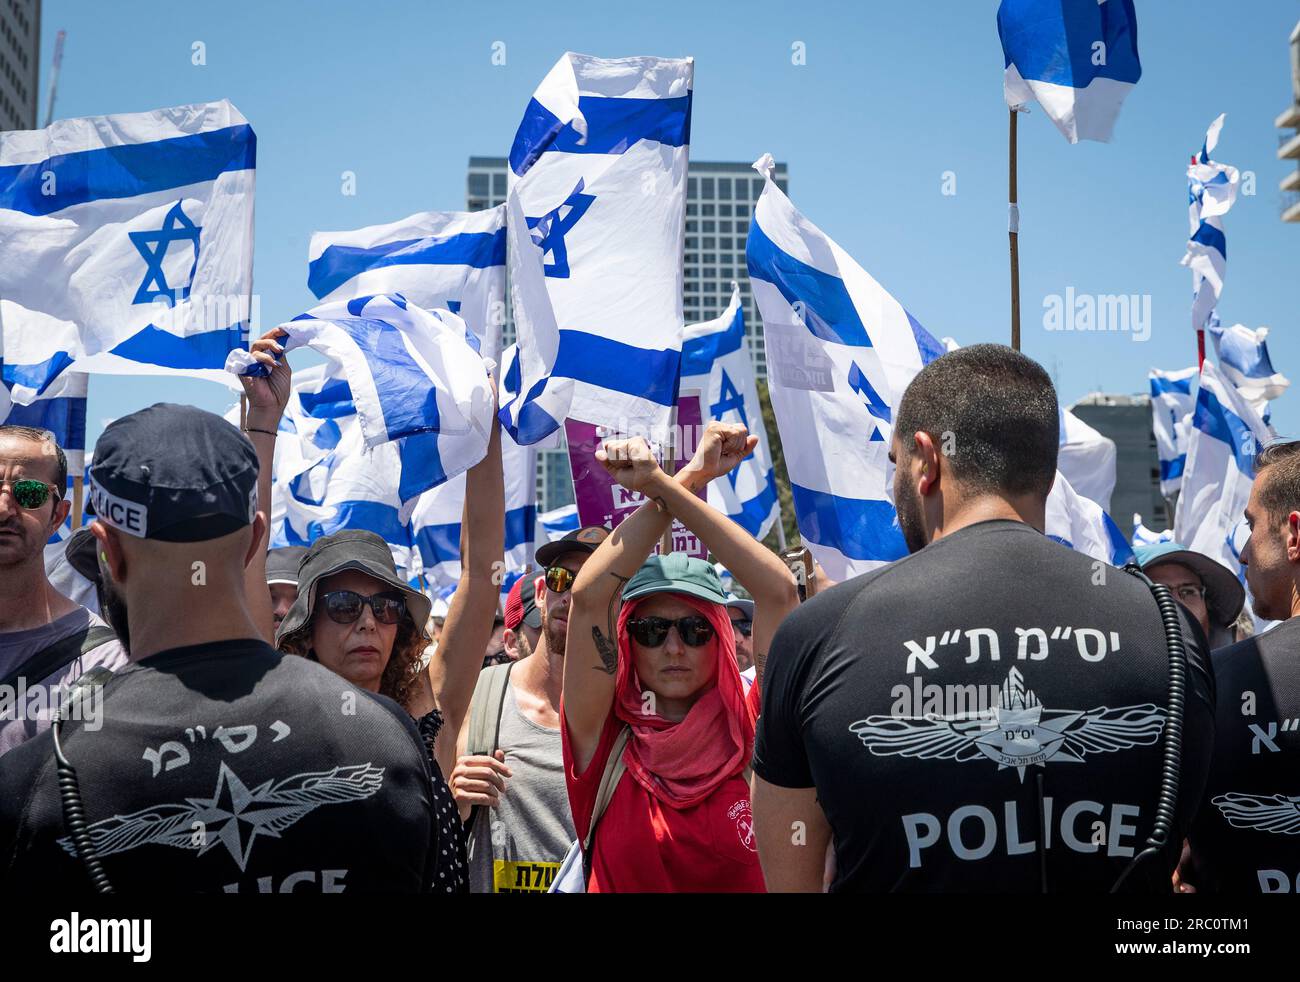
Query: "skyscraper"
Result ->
[[0, 0, 40, 131], [467, 155, 789, 512]]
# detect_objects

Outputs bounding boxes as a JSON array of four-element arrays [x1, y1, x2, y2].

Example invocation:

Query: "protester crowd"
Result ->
[[0, 340, 1296, 895]]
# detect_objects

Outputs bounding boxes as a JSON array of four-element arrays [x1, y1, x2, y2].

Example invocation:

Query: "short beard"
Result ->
[[96, 578, 131, 653], [894, 476, 929, 555], [543, 618, 566, 658]]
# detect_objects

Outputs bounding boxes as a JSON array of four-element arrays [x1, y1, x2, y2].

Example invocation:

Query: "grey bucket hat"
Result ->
[[274, 530, 431, 647]]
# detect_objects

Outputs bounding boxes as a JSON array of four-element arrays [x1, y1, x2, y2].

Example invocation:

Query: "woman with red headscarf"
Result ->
[[563, 422, 799, 892]]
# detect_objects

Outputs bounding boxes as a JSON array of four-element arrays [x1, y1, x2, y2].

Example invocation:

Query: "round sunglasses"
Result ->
[[319, 590, 407, 626], [544, 565, 578, 594], [626, 614, 716, 648], [1, 479, 61, 510]]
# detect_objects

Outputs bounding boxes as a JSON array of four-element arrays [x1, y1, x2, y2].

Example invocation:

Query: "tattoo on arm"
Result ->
[[592, 571, 630, 675]]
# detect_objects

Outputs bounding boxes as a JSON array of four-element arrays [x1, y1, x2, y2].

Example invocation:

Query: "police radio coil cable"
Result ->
[[1110, 568, 1187, 894], [52, 668, 115, 893]]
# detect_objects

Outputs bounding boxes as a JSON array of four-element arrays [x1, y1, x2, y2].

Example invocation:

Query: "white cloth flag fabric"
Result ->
[[1181, 115, 1239, 335], [1210, 323, 1289, 410], [228, 294, 493, 504], [500, 52, 692, 443], [1057, 406, 1117, 512], [747, 153, 946, 580], [1174, 362, 1274, 574], [307, 206, 506, 365], [681, 285, 779, 540], [997, 0, 1142, 143], [1, 100, 255, 403], [1132, 514, 1175, 548], [1149, 367, 1198, 498], [1045, 472, 1134, 566]]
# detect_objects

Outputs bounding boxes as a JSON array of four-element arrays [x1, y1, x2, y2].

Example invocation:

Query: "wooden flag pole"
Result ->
[[1009, 108, 1022, 352], [71, 476, 83, 529]]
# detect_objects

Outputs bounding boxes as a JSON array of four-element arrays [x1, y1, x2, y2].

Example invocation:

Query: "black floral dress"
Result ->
[[417, 708, 469, 894]]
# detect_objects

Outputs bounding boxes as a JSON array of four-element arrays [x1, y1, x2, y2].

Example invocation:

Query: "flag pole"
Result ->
[[659, 407, 678, 556], [1009, 108, 1021, 351], [71, 476, 83, 528]]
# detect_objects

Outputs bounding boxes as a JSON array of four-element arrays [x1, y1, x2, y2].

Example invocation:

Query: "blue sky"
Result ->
[[35, 0, 1300, 445]]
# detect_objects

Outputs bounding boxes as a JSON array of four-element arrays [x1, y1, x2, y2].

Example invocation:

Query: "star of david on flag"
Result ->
[[129, 200, 202, 306]]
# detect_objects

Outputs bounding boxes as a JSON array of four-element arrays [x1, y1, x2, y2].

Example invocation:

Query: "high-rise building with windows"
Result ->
[[466, 155, 790, 512], [0, 0, 40, 132]]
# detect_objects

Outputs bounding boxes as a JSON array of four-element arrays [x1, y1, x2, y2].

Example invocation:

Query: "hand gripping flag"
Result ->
[[1209, 323, 1289, 410], [1, 100, 255, 403], [228, 294, 494, 504], [681, 285, 779, 539], [1174, 362, 1275, 575], [1181, 115, 1239, 336], [307, 206, 506, 365], [500, 52, 692, 444], [998, 0, 1142, 143], [1149, 367, 1198, 498]]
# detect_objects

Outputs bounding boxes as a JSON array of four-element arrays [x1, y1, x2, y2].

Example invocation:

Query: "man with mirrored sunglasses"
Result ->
[[0, 425, 127, 758], [453, 524, 608, 892]]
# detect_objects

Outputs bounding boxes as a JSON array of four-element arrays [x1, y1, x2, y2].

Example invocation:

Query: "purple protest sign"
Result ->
[[566, 394, 708, 559]]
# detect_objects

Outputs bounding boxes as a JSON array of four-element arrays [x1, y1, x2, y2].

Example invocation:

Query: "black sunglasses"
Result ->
[[627, 615, 716, 648], [320, 590, 407, 626], [1, 479, 61, 510], [731, 617, 753, 637], [544, 565, 577, 594]]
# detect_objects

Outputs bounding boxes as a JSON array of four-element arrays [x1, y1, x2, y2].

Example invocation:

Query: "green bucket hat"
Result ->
[[275, 530, 431, 646], [622, 553, 728, 608]]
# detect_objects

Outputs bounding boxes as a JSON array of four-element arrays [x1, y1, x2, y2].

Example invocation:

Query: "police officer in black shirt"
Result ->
[[752, 345, 1215, 893], [0, 404, 439, 892], [1186, 440, 1300, 893]]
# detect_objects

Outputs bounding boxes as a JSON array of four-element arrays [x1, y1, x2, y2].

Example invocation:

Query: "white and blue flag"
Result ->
[[540, 503, 580, 541], [500, 52, 692, 443], [747, 153, 945, 580], [1174, 361, 1274, 575], [1132, 514, 1175, 549], [307, 206, 506, 365], [230, 293, 494, 504], [1149, 366, 1198, 498], [1, 100, 255, 403], [997, 0, 1142, 143], [0, 368, 88, 476], [681, 284, 779, 540], [1058, 406, 1117, 512], [1045, 472, 1134, 567], [1181, 115, 1239, 335], [1209, 322, 1289, 410]]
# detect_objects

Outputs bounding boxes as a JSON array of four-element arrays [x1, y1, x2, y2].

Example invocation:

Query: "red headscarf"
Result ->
[[613, 593, 755, 809]]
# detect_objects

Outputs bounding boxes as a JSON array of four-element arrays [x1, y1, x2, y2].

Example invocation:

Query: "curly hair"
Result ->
[[278, 599, 427, 713]]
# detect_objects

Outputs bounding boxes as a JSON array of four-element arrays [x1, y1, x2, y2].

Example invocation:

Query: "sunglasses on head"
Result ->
[[544, 565, 578, 594], [1, 479, 60, 510], [627, 614, 716, 648], [320, 590, 407, 626]]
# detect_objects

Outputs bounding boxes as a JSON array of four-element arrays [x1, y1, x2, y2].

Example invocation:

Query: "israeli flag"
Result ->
[[500, 52, 692, 443], [681, 285, 779, 540], [1058, 406, 1117, 512], [748, 153, 944, 580], [0, 368, 88, 476], [1045, 472, 1134, 567], [1149, 367, 1198, 498], [540, 503, 580, 541], [1209, 322, 1289, 409], [1174, 362, 1274, 574], [229, 294, 494, 504], [1132, 514, 1175, 549], [307, 206, 506, 365], [1, 100, 255, 403], [1181, 115, 1239, 334], [997, 0, 1142, 143]]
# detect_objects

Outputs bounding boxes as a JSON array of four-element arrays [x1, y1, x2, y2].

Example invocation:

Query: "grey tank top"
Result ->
[[466, 680, 576, 893]]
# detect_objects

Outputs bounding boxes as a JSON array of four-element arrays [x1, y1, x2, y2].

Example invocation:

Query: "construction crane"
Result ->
[[43, 29, 66, 128]]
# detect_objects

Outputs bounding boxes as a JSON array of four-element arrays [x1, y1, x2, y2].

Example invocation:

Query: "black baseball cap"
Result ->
[[87, 403, 259, 542], [535, 525, 609, 568]]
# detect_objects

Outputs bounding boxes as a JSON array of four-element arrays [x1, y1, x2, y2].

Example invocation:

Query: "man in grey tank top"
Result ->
[[451, 528, 607, 892]]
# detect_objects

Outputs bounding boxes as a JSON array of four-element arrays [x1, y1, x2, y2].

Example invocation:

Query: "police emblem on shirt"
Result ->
[[849, 667, 1165, 782], [1211, 792, 1300, 835]]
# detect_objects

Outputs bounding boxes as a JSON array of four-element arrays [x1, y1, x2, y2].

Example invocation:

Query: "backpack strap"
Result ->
[[0, 624, 117, 693], [462, 661, 515, 845], [581, 725, 632, 881]]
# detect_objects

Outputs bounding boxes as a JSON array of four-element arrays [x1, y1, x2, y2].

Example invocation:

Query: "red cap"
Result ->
[[504, 577, 526, 630]]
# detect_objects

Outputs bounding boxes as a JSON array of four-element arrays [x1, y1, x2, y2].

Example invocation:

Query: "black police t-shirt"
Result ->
[[754, 520, 1215, 892], [1188, 617, 1300, 894], [0, 640, 437, 893]]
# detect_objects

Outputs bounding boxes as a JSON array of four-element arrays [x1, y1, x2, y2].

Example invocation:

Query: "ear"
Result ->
[[48, 495, 71, 538], [243, 512, 269, 569], [1287, 511, 1300, 563], [912, 431, 943, 497], [90, 520, 128, 585]]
